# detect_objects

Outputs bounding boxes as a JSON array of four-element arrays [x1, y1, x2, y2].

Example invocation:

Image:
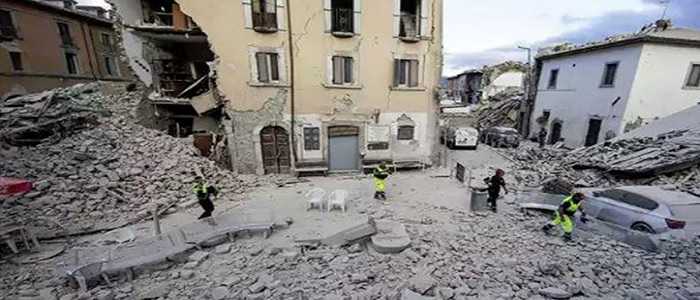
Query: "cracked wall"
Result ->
[[177, 0, 443, 173]]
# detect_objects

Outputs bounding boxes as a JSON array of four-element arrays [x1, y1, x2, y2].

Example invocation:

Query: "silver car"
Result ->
[[583, 186, 700, 235]]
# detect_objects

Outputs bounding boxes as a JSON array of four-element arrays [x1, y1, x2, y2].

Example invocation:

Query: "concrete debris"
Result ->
[[0, 82, 274, 238], [297, 218, 377, 247], [538, 287, 573, 299], [474, 89, 523, 129], [370, 220, 411, 254]]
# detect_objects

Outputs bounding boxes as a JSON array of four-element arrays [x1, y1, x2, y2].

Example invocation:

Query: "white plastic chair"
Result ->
[[305, 188, 326, 211], [328, 190, 348, 213]]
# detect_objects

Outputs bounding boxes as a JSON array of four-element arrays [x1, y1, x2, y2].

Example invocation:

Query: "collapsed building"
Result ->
[[445, 61, 526, 105], [111, 0, 221, 157], [164, 0, 444, 175]]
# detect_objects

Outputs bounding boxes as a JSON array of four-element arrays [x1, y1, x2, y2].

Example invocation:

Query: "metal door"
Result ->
[[260, 126, 291, 174], [584, 119, 602, 146], [328, 126, 359, 171]]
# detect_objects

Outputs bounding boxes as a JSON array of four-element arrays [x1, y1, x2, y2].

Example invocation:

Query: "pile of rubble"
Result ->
[[0, 82, 271, 237], [0, 84, 108, 146], [502, 131, 700, 196], [473, 89, 523, 129]]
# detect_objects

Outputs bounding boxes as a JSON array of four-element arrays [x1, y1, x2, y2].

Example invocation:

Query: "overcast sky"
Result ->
[[78, 0, 700, 76]]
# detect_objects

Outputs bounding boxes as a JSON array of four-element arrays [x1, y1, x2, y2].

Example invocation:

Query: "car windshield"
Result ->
[[670, 204, 700, 220]]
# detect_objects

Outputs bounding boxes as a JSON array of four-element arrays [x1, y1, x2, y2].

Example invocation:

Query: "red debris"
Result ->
[[0, 177, 32, 196]]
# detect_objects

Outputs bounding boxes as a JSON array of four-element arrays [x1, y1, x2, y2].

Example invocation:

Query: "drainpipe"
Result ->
[[285, 1, 298, 163]]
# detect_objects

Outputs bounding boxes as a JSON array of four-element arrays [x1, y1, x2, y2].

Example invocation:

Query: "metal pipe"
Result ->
[[285, 0, 298, 163]]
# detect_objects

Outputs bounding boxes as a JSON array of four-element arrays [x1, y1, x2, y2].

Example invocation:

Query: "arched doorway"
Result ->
[[549, 122, 562, 145], [260, 126, 291, 174]]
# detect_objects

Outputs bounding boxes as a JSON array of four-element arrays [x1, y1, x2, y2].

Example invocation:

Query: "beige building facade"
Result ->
[[176, 0, 443, 175]]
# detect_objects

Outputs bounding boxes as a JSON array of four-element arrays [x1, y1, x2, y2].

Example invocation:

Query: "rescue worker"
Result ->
[[192, 176, 218, 219], [373, 163, 391, 200], [483, 169, 508, 212], [538, 127, 548, 148], [541, 192, 589, 241]]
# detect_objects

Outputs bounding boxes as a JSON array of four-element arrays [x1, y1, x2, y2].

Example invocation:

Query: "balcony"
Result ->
[[331, 8, 354, 37], [252, 12, 278, 33], [399, 13, 420, 43]]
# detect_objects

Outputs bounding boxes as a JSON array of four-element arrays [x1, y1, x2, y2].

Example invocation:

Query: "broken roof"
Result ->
[[13, 0, 113, 25], [538, 27, 700, 61]]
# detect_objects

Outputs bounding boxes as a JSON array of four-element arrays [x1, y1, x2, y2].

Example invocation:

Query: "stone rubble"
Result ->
[[0, 82, 274, 237]]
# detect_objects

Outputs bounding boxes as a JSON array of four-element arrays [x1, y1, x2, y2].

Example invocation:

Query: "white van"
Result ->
[[446, 127, 479, 149]]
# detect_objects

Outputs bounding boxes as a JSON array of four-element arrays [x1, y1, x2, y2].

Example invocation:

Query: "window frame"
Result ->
[[331, 55, 354, 85], [0, 8, 19, 39], [398, 0, 422, 39], [57, 21, 74, 46], [9, 51, 23, 72], [397, 125, 415, 140], [100, 33, 113, 50], [393, 58, 420, 88], [64, 51, 79, 75], [251, 0, 278, 31], [547, 69, 559, 90], [104, 55, 119, 76], [330, 0, 354, 34], [303, 127, 321, 151], [600, 62, 619, 88], [255, 51, 280, 83], [684, 63, 700, 89]]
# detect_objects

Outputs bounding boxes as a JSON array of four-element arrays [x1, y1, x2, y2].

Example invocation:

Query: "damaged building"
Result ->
[[0, 0, 132, 99], [446, 61, 526, 104], [172, 0, 444, 175], [530, 21, 700, 147], [112, 0, 221, 154]]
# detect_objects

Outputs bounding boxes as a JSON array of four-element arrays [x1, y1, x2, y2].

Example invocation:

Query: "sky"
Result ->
[[444, 0, 700, 76], [77, 0, 700, 76]]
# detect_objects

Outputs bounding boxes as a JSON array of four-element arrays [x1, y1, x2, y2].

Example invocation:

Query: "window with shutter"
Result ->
[[331, 56, 353, 84], [252, 0, 277, 31], [255, 52, 281, 83], [393, 59, 419, 88], [398, 0, 420, 40]]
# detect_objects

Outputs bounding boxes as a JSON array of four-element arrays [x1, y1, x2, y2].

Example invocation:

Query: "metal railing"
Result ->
[[252, 12, 278, 30], [332, 8, 353, 33]]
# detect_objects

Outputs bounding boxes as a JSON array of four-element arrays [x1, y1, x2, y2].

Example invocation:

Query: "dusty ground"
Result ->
[[3, 146, 700, 300]]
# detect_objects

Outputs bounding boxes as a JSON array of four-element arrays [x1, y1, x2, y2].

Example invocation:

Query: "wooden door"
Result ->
[[260, 126, 291, 174]]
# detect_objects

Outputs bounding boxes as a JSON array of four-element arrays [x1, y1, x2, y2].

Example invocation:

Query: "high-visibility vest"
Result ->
[[193, 183, 208, 194], [374, 167, 389, 180], [561, 196, 581, 215]]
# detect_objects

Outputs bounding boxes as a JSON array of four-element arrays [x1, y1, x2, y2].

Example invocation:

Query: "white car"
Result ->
[[446, 127, 479, 149]]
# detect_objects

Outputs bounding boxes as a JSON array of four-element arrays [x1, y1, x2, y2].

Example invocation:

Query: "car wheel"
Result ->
[[631, 222, 655, 234]]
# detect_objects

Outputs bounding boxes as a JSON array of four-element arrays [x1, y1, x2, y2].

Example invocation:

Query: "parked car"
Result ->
[[480, 127, 520, 148], [583, 186, 700, 235], [446, 127, 479, 149]]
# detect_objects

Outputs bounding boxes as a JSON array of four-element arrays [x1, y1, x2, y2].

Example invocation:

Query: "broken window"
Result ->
[[331, 0, 353, 33], [64, 52, 78, 74], [601, 62, 618, 87], [252, 0, 277, 31], [685, 64, 700, 88], [9, 51, 22, 71], [332, 56, 353, 84], [393, 59, 419, 87], [101, 33, 113, 50], [146, 0, 174, 26], [57, 22, 73, 46], [547, 69, 558, 89], [256, 52, 280, 83], [397, 125, 415, 140], [399, 0, 420, 39], [303, 127, 320, 151], [0, 9, 18, 40]]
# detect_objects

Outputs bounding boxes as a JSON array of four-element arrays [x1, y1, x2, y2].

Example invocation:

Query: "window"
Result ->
[[332, 56, 353, 84], [9, 51, 22, 71], [397, 125, 414, 140], [303, 127, 320, 151], [607, 190, 659, 211], [255, 52, 280, 83], [57, 22, 73, 46], [0, 9, 18, 39], [104, 56, 117, 76], [601, 62, 618, 87], [547, 69, 558, 89], [101, 33, 113, 50], [252, 0, 277, 31], [331, 0, 353, 33], [393, 59, 419, 87], [685, 64, 700, 88], [64, 52, 78, 74], [399, 0, 421, 38]]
